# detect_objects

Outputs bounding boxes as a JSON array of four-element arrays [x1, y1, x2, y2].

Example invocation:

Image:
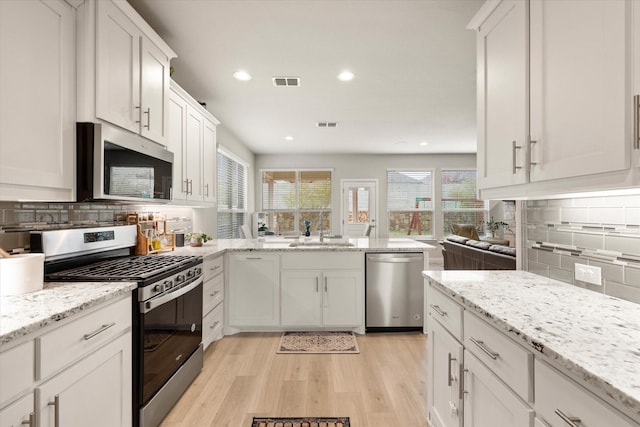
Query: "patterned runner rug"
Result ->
[[252, 417, 350, 427], [276, 331, 359, 354]]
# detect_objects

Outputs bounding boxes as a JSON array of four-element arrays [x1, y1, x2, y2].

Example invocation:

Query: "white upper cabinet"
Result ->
[[470, 0, 636, 198], [0, 0, 75, 201], [168, 81, 219, 205], [529, 0, 629, 182], [634, 0, 640, 166], [80, 0, 175, 146], [476, 0, 529, 189]]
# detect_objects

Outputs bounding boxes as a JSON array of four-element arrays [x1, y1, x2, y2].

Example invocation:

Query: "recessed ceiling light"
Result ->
[[420, 141, 429, 146], [337, 70, 355, 81], [284, 136, 294, 141], [233, 70, 252, 81]]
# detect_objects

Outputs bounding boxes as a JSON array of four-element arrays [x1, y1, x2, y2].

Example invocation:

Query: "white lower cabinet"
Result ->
[[535, 359, 637, 427], [227, 253, 280, 327], [280, 270, 363, 327], [427, 317, 463, 427], [463, 350, 534, 427], [0, 295, 132, 427], [202, 254, 224, 349], [36, 333, 131, 427]]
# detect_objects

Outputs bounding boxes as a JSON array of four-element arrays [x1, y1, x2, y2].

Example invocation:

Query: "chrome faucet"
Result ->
[[319, 211, 324, 242]]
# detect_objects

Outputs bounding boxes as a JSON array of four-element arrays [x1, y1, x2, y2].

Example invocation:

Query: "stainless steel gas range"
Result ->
[[32, 225, 203, 427]]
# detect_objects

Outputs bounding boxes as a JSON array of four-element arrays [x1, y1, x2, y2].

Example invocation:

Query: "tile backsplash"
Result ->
[[526, 195, 640, 304], [0, 202, 193, 253]]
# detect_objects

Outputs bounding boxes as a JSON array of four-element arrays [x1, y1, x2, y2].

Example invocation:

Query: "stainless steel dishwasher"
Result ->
[[365, 252, 424, 331]]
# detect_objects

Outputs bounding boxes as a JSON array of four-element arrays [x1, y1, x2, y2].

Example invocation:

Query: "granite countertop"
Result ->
[[423, 270, 640, 420], [0, 281, 137, 345], [169, 237, 434, 258]]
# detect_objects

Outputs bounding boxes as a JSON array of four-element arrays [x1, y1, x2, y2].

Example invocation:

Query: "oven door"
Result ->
[[139, 276, 203, 405]]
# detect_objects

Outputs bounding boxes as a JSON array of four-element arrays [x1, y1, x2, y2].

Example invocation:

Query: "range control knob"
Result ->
[[176, 274, 185, 283], [195, 267, 202, 276], [153, 283, 164, 293], [186, 270, 193, 278], [164, 280, 173, 289]]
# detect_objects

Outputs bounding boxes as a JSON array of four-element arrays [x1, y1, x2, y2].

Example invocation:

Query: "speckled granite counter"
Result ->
[[423, 270, 640, 420], [0, 281, 136, 345], [169, 237, 434, 258]]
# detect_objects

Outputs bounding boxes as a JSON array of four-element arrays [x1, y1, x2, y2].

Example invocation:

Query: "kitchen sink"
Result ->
[[288, 241, 355, 248]]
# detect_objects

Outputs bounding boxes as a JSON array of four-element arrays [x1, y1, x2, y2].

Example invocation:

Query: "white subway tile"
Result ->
[[527, 261, 549, 277], [549, 267, 573, 284], [542, 208, 561, 222], [560, 255, 580, 271], [574, 233, 604, 250], [573, 197, 605, 208], [588, 260, 623, 283], [537, 250, 561, 267], [588, 207, 625, 224], [605, 235, 640, 257], [606, 194, 640, 207], [605, 281, 640, 304], [625, 265, 640, 286], [547, 230, 573, 246], [625, 207, 640, 226], [561, 208, 589, 223], [548, 198, 573, 207]]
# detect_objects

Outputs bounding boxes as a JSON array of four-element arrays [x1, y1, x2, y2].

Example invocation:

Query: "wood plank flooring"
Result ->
[[159, 332, 429, 427]]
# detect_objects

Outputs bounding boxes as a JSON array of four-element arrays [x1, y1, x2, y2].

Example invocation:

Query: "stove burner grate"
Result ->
[[47, 255, 199, 281]]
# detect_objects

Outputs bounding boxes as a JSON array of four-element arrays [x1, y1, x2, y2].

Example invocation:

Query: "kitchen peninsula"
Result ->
[[424, 270, 640, 427]]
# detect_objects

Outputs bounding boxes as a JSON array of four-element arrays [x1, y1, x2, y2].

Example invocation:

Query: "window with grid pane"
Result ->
[[217, 151, 247, 238], [261, 170, 331, 234], [441, 169, 487, 236], [387, 170, 433, 237]]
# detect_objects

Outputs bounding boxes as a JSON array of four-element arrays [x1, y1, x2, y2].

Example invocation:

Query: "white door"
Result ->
[[341, 180, 377, 238]]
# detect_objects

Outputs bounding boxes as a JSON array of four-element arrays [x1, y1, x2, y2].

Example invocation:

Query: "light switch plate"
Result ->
[[574, 263, 602, 286]]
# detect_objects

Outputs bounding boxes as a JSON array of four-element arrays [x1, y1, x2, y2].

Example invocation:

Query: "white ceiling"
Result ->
[[128, 0, 483, 155]]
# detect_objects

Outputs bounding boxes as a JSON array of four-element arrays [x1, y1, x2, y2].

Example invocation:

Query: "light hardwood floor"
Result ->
[[159, 332, 429, 427]]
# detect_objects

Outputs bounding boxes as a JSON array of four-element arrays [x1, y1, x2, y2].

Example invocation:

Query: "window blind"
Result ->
[[387, 170, 433, 237], [441, 169, 487, 236], [217, 151, 247, 239]]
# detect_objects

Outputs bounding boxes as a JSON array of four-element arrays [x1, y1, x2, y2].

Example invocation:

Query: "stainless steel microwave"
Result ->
[[76, 122, 173, 202]]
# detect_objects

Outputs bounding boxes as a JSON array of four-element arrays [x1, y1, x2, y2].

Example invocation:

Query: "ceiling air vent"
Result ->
[[272, 76, 300, 87], [316, 122, 338, 128]]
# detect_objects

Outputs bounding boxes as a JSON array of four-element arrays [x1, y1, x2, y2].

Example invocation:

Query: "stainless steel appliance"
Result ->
[[33, 225, 203, 427], [76, 122, 174, 203], [365, 252, 424, 331]]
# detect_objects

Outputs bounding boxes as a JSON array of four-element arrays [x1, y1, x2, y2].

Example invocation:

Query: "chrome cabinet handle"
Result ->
[[21, 413, 34, 427], [209, 290, 220, 297], [204, 183, 209, 197], [512, 140, 522, 173], [245, 257, 262, 260], [143, 107, 151, 129], [183, 179, 189, 194], [316, 277, 319, 293], [83, 322, 116, 340], [459, 364, 465, 399], [634, 95, 639, 150], [324, 276, 328, 293], [529, 139, 538, 166], [48, 395, 60, 427], [554, 409, 581, 426], [447, 353, 456, 386], [469, 337, 499, 360], [210, 321, 220, 330], [429, 304, 447, 317]]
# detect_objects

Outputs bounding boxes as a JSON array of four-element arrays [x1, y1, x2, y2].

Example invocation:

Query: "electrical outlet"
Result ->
[[574, 263, 602, 286]]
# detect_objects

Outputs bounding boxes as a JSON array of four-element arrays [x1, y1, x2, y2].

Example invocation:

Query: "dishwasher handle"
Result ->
[[367, 254, 423, 263]]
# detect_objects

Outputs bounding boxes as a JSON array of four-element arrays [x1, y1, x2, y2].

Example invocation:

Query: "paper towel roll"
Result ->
[[0, 253, 44, 296]]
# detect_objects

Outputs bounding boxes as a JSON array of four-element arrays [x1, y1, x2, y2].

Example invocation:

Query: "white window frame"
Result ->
[[217, 146, 248, 239]]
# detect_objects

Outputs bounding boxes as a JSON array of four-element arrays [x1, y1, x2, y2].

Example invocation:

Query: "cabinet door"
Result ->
[[322, 271, 363, 327], [634, 0, 640, 166], [476, 0, 529, 189], [463, 350, 533, 427], [36, 333, 132, 427], [96, 0, 141, 134], [281, 271, 322, 326], [168, 89, 188, 200], [185, 105, 203, 200], [228, 254, 280, 326], [529, 0, 629, 182], [140, 37, 170, 145], [428, 317, 463, 427], [202, 119, 217, 203], [0, 0, 75, 201], [0, 393, 33, 427]]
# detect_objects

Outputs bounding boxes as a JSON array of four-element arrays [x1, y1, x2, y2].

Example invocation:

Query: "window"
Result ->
[[441, 169, 487, 236], [217, 150, 247, 238], [261, 170, 331, 234], [387, 170, 433, 237]]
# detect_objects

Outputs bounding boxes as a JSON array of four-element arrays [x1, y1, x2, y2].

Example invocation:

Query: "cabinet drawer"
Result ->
[[281, 252, 362, 270], [535, 359, 637, 427], [0, 340, 34, 407], [36, 296, 131, 380], [464, 311, 533, 402], [203, 273, 224, 315], [203, 302, 223, 350], [427, 285, 463, 341], [203, 255, 223, 282]]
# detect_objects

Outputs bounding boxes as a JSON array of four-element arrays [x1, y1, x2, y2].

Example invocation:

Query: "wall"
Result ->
[[526, 195, 640, 304], [255, 152, 477, 255]]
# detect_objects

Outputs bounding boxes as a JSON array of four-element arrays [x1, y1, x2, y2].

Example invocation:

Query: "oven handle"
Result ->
[[141, 276, 203, 314]]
